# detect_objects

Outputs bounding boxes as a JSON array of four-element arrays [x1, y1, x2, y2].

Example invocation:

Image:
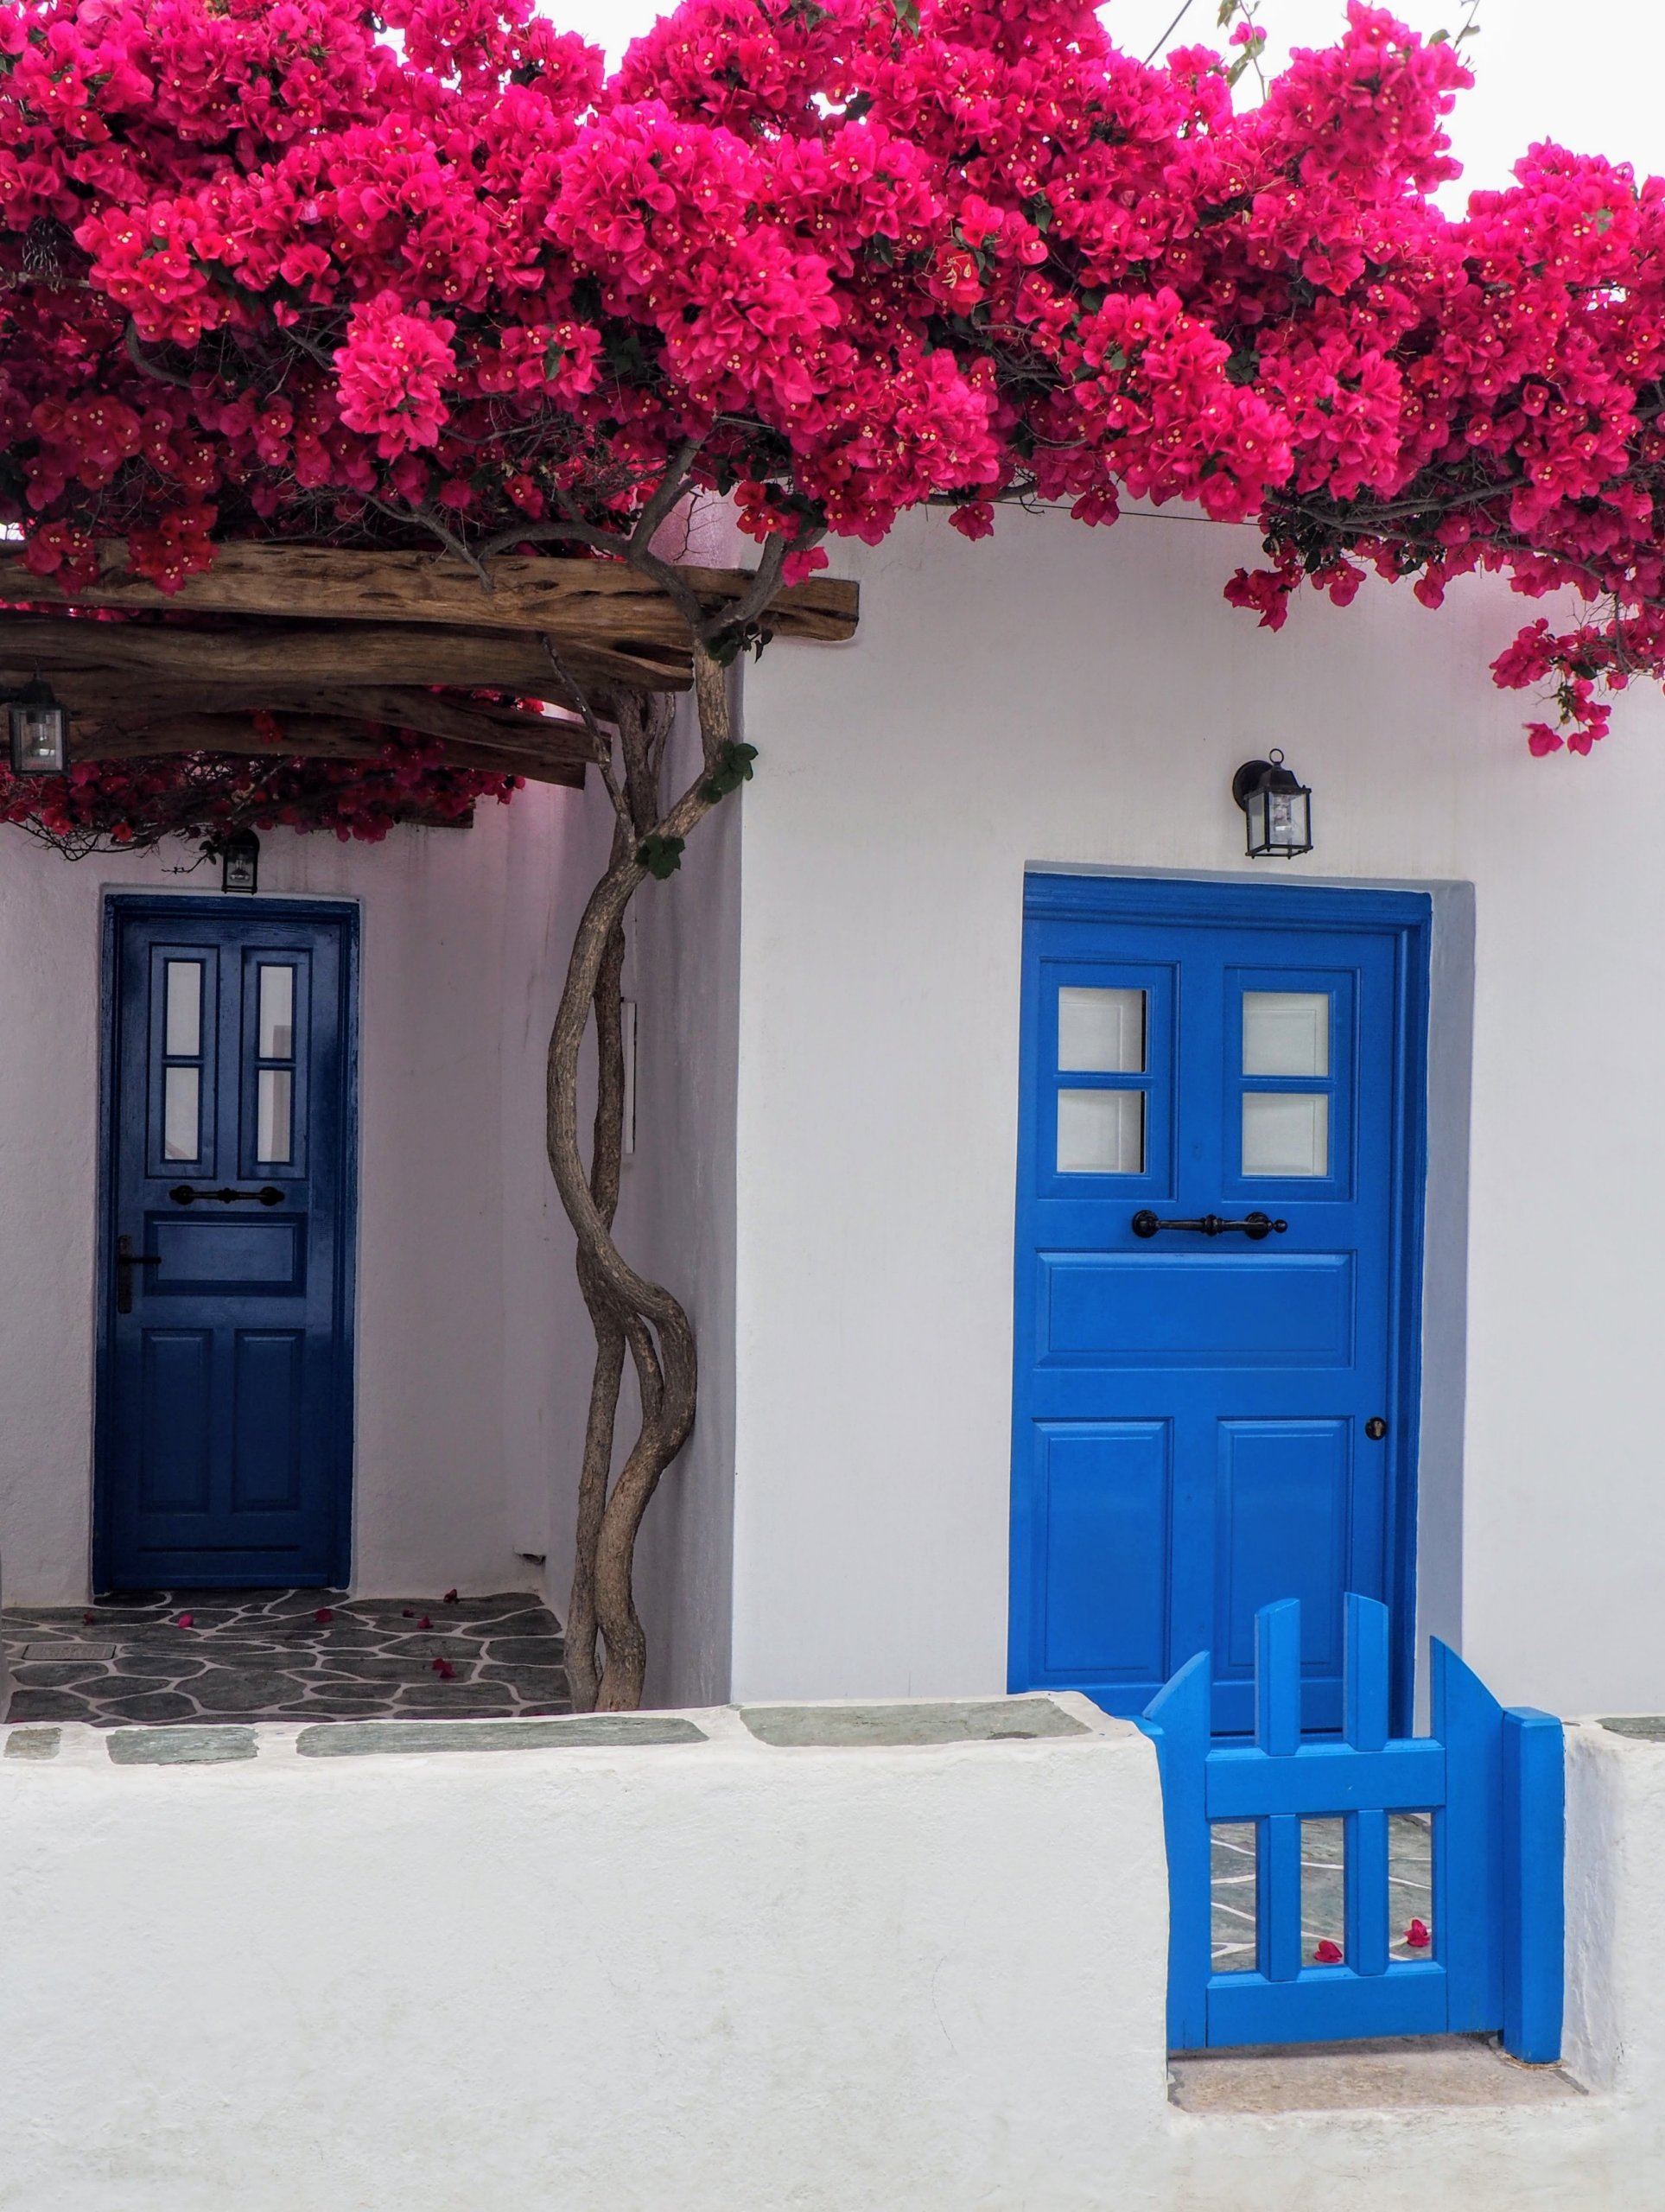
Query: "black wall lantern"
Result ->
[[6, 676, 69, 776], [1232, 749, 1312, 860], [220, 828, 260, 894]]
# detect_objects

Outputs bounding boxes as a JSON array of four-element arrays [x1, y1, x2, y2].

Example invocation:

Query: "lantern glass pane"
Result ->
[[1244, 788, 1268, 853], [11, 703, 64, 771], [1267, 789, 1302, 846]]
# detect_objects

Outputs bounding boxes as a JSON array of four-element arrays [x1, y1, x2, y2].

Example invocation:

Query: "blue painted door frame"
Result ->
[[96, 896, 359, 1590], [1009, 874, 1430, 1735]]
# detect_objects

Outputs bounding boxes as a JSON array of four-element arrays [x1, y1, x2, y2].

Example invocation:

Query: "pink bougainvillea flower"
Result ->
[[1405, 1919, 1432, 1949], [1313, 1938, 1344, 1965]]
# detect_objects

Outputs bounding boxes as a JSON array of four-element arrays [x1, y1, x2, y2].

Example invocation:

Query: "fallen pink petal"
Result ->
[[431, 1657, 456, 1680], [314, 1607, 334, 1624], [175, 1613, 194, 1629], [1406, 1919, 1432, 1949], [416, 1615, 432, 1630], [442, 1587, 459, 1604], [1313, 1939, 1344, 1965]]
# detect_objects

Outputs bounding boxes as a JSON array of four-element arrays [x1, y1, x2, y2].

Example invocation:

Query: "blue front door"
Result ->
[[1010, 877, 1428, 1735], [98, 898, 357, 1590]]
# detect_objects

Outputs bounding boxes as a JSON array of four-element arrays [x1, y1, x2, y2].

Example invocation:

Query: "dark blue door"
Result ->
[[99, 898, 357, 1590], [1010, 878, 1427, 1735]]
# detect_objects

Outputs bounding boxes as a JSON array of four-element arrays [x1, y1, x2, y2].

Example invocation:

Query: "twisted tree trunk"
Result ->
[[547, 654, 735, 1711]]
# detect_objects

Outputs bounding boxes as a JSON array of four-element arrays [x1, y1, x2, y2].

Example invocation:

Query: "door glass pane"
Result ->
[[257, 965, 295, 1059], [1242, 1091, 1328, 1177], [162, 1066, 200, 1160], [163, 961, 201, 1058], [1058, 1088, 1144, 1174], [1242, 990, 1329, 1077], [257, 1069, 293, 1164], [1058, 986, 1145, 1073]]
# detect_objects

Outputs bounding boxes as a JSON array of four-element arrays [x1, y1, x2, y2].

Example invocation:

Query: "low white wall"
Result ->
[[2, 1705, 1662, 2210], [0, 1699, 1172, 2211], [734, 502, 1665, 1717], [0, 786, 595, 1604]]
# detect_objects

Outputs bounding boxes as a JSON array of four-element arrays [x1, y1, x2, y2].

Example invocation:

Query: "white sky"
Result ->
[[552, 0, 1665, 201]]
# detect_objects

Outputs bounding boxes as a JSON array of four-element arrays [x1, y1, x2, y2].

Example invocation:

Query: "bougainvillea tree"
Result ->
[[2, 0, 1662, 1702]]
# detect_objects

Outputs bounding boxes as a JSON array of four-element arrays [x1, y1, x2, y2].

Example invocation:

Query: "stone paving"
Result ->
[[3, 1589, 570, 1727], [1211, 1813, 1434, 1972]]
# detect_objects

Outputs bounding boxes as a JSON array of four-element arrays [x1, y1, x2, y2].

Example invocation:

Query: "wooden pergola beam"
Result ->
[[0, 543, 859, 647], [0, 615, 658, 697], [41, 677, 604, 765], [76, 712, 586, 787]]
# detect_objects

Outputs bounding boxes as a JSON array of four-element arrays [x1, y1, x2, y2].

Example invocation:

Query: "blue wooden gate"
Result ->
[[1139, 1595, 1564, 2058]]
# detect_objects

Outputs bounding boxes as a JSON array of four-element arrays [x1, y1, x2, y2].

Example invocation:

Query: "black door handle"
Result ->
[[168, 1185, 285, 1206], [115, 1232, 163, 1314], [1131, 1211, 1288, 1241]]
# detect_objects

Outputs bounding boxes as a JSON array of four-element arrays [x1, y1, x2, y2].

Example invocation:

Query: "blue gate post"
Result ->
[[1139, 1649, 1212, 2049], [1501, 1708, 1565, 2063]]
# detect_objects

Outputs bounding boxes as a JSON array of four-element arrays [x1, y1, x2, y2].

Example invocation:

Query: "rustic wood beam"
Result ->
[[0, 616, 675, 697], [43, 677, 603, 764], [1, 667, 600, 754], [0, 542, 858, 646], [74, 712, 587, 788]]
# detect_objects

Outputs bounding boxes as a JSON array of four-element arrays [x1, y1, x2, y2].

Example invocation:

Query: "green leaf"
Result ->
[[636, 835, 685, 880], [890, 0, 919, 33], [699, 741, 759, 804]]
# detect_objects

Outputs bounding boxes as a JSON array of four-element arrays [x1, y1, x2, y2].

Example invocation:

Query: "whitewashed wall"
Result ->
[[0, 785, 594, 1604], [731, 502, 1665, 1718], [0, 1704, 1657, 2211]]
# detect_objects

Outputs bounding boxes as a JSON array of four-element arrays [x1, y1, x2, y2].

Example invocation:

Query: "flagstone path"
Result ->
[[2, 1589, 570, 1727]]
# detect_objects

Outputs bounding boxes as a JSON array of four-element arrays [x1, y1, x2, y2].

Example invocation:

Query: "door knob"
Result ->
[[115, 1232, 163, 1315], [1365, 1417, 1388, 1440]]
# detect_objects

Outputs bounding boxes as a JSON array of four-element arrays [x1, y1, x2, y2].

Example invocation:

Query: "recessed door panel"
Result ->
[[232, 1332, 304, 1512], [1010, 880, 1427, 1735], [139, 1332, 213, 1515], [1038, 1250, 1354, 1367], [1034, 1421, 1170, 1681], [99, 899, 356, 1589], [1213, 1419, 1350, 1732]]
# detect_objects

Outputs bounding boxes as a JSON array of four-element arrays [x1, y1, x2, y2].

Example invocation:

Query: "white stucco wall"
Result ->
[[0, 786, 592, 1604], [618, 696, 741, 1708], [1, 1704, 1660, 2210], [730, 503, 1665, 1716]]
